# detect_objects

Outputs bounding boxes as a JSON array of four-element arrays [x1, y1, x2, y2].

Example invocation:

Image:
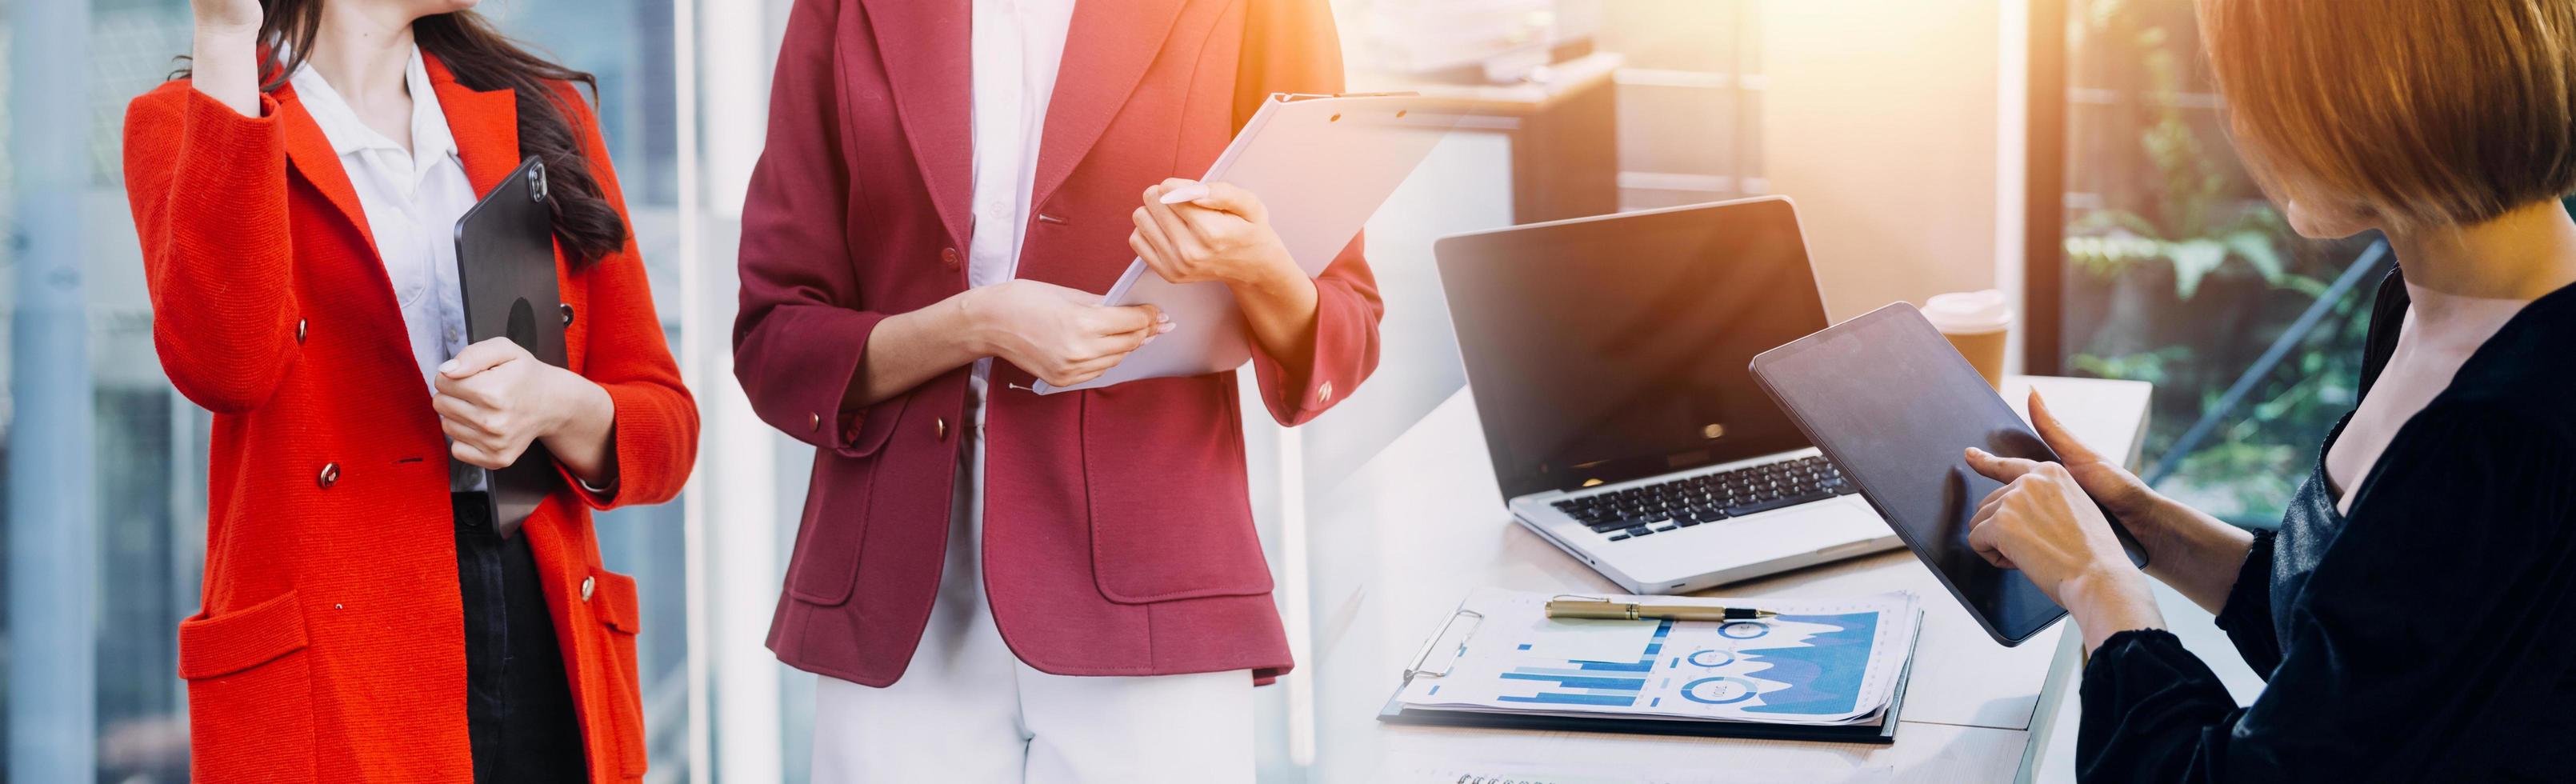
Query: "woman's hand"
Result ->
[[188, 0, 264, 115], [2017, 390, 2254, 614], [1129, 180, 1301, 292], [433, 338, 616, 485], [2019, 392, 2174, 533], [962, 280, 1170, 389], [1964, 438, 2165, 651], [1128, 179, 1322, 366]]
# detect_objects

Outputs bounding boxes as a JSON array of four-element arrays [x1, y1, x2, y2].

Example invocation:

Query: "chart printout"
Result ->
[[1398, 589, 1921, 726]]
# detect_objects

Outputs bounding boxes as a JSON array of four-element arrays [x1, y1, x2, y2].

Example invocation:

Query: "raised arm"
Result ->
[[1234, 0, 1382, 426], [123, 10, 298, 414]]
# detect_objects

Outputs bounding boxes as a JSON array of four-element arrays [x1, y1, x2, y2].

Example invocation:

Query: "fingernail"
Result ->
[[1144, 335, 1159, 345], [1156, 311, 1173, 324], [438, 359, 458, 374]]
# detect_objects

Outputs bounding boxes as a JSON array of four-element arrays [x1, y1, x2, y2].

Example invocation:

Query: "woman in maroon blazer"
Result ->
[[731, 0, 1378, 780]]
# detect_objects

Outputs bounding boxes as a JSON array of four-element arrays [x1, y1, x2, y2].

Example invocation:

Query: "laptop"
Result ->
[[1434, 196, 1900, 594]]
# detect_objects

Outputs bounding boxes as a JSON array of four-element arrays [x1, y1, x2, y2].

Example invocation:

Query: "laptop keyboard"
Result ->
[[1550, 455, 1857, 542]]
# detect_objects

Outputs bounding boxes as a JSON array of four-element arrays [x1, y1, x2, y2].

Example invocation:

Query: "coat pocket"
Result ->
[[1082, 374, 1276, 604], [179, 590, 318, 782], [785, 414, 891, 606], [590, 569, 650, 778]]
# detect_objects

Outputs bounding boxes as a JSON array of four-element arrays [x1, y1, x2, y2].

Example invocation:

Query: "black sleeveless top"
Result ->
[[2074, 269, 2576, 782]]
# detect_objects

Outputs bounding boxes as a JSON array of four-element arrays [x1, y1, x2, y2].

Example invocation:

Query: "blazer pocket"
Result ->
[[179, 590, 318, 782], [1082, 374, 1277, 604], [590, 569, 650, 778], [787, 395, 900, 606]]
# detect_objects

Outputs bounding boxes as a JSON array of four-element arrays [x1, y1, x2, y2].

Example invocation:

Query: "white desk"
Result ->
[[1299, 375, 2153, 782]]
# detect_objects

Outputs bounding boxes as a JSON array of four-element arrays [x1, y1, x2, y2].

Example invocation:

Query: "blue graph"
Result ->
[[1493, 619, 1674, 706], [1739, 612, 1878, 715]]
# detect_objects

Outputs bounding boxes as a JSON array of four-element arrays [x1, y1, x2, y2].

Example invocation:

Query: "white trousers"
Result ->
[[810, 437, 1254, 784]]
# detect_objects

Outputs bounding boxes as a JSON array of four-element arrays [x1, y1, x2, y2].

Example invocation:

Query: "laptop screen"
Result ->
[[1435, 198, 1830, 500]]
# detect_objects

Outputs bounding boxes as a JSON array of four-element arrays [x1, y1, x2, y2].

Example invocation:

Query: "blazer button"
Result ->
[[1318, 380, 1335, 403], [560, 302, 575, 326], [934, 417, 949, 441], [316, 462, 341, 489], [808, 412, 821, 431], [939, 247, 962, 269], [295, 318, 309, 344], [581, 576, 596, 602]]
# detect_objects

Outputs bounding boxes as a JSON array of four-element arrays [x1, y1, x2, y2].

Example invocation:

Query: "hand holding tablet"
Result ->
[[1748, 303, 2148, 646]]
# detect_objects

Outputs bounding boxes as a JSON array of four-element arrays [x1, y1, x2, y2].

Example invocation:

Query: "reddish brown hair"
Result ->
[[2197, 0, 2576, 230]]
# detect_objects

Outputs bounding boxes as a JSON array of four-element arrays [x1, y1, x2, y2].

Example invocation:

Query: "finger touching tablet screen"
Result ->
[[1747, 303, 2146, 646]]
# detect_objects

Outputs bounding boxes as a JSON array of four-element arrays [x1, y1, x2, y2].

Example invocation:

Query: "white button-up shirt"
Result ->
[[964, 0, 1078, 445], [290, 45, 479, 391]]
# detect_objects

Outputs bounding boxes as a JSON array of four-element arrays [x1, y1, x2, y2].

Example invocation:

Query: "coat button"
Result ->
[[295, 318, 309, 344], [934, 417, 948, 441], [1318, 380, 1335, 403], [939, 247, 962, 269], [808, 412, 821, 431], [581, 576, 596, 602], [316, 462, 340, 489], [560, 302, 575, 326]]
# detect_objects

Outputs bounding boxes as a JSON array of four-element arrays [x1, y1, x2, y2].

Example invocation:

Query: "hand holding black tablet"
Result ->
[[1747, 303, 2146, 646], [453, 157, 569, 538]]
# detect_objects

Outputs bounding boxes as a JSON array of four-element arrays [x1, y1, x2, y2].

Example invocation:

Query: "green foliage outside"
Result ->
[[2060, 0, 2379, 526]]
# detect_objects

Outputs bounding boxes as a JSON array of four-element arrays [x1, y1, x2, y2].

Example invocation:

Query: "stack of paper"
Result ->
[[1397, 589, 1922, 727]]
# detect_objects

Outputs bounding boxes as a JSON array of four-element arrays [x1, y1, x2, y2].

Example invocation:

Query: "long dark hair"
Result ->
[[184, 2, 629, 268]]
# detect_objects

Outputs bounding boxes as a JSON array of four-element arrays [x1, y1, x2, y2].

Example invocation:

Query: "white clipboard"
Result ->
[[1030, 92, 1462, 394]]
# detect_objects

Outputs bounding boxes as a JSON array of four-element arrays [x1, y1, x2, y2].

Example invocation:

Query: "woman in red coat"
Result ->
[[734, 0, 1378, 781], [124, 0, 695, 781]]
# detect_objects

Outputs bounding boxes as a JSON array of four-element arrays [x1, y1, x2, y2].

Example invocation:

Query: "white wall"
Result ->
[[1758, 0, 2013, 323]]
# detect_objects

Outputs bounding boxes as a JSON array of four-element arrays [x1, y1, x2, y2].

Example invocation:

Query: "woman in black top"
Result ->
[[1960, 1, 2576, 780]]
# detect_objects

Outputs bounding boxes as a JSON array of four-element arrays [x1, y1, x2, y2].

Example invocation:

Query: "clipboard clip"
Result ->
[[1274, 91, 1422, 102], [1402, 607, 1484, 682]]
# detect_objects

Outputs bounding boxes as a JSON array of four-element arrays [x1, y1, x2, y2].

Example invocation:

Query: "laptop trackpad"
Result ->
[[1733, 497, 1881, 550]]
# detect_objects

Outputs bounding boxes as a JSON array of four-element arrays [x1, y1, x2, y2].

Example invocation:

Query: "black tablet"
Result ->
[[454, 156, 567, 538], [1747, 303, 2144, 646]]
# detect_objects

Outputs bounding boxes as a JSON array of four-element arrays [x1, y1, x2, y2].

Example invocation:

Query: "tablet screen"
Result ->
[[1747, 304, 2137, 646]]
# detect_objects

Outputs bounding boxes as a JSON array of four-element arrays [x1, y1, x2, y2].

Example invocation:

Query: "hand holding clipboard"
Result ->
[[1032, 93, 1462, 394]]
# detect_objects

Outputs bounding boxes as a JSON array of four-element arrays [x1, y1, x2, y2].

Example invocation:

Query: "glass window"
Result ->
[[2058, 0, 2386, 526]]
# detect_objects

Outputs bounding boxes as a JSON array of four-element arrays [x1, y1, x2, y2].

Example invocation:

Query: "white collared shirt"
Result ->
[[965, 0, 1078, 435], [290, 45, 480, 391]]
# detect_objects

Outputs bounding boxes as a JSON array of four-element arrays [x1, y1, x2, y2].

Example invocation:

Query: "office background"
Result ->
[[0, 0, 2375, 781]]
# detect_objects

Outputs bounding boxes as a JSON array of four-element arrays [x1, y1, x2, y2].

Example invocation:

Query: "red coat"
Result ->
[[122, 57, 697, 783], [736, 0, 1378, 686]]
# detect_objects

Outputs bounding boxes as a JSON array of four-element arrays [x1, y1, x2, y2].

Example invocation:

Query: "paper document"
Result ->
[[1398, 589, 1922, 726], [1390, 758, 1896, 784]]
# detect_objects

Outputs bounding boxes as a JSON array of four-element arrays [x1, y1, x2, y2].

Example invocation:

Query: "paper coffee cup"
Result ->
[[1924, 290, 2013, 389]]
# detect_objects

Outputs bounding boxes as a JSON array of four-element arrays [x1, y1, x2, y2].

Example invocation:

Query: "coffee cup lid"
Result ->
[[1923, 289, 2014, 333]]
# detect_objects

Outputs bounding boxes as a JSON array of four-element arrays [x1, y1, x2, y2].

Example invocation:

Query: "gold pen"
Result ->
[[1545, 596, 1779, 622]]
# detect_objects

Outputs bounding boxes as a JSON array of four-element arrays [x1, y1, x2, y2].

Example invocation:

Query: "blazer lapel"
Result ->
[[858, 0, 973, 247], [274, 84, 378, 253], [424, 54, 522, 200], [1029, 0, 1188, 214]]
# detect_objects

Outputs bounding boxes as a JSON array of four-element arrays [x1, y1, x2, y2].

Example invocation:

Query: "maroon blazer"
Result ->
[[734, 0, 1380, 686]]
